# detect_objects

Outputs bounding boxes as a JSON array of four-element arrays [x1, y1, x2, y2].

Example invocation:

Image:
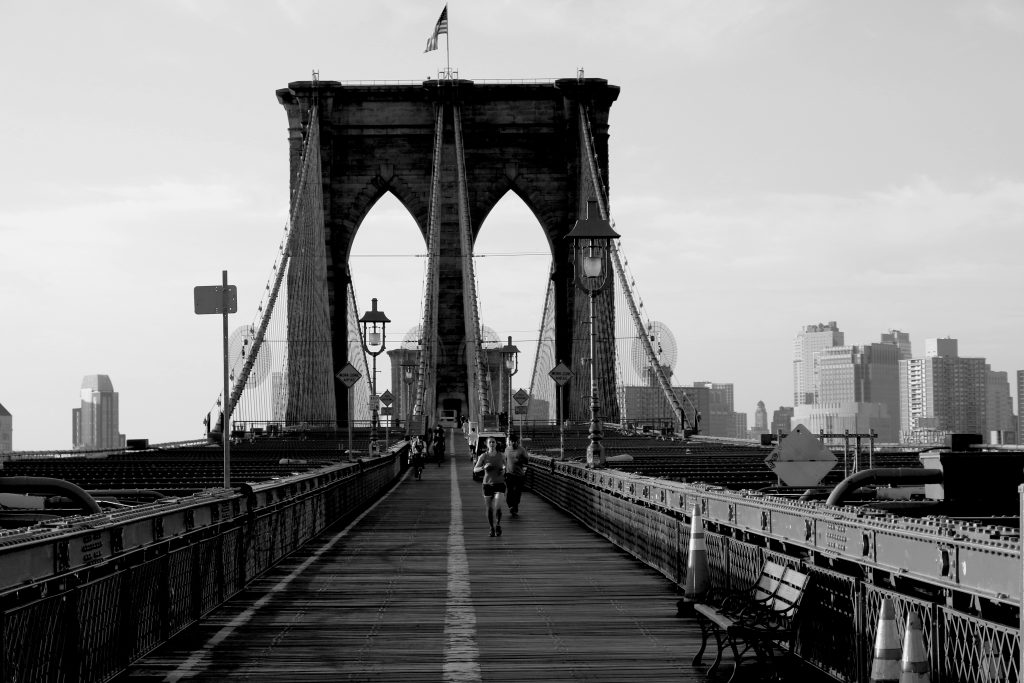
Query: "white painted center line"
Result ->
[[443, 457, 482, 682]]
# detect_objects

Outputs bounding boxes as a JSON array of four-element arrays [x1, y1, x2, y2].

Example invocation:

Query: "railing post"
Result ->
[[158, 547, 171, 642], [66, 577, 83, 680], [854, 579, 866, 683]]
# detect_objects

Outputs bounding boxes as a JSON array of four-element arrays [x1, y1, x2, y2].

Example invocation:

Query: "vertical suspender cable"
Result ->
[[452, 105, 489, 417], [415, 104, 446, 423], [578, 104, 688, 432], [215, 105, 321, 423]]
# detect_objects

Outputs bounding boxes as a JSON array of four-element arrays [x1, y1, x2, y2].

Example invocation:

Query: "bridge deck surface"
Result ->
[[119, 439, 833, 682]]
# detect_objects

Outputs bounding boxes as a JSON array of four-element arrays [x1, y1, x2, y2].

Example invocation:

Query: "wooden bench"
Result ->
[[691, 560, 810, 682]]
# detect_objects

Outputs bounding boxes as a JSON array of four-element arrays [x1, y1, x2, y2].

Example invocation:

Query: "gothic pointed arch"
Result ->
[[278, 78, 619, 425]]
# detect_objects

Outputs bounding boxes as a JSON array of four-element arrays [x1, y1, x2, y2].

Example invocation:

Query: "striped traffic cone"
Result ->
[[899, 612, 930, 683], [684, 506, 709, 600], [869, 598, 901, 683]]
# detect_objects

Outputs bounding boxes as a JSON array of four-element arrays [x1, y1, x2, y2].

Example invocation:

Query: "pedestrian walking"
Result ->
[[410, 436, 426, 480], [504, 433, 529, 517], [472, 437, 506, 537], [433, 424, 446, 466]]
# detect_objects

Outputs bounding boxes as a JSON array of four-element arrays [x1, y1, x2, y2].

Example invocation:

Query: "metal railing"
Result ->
[[0, 447, 406, 682], [527, 457, 1021, 682]]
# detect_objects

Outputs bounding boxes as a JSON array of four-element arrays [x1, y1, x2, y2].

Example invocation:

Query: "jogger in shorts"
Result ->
[[473, 437, 506, 537]]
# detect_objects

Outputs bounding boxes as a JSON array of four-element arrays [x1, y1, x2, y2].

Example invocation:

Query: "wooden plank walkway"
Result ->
[[118, 439, 834, 682]]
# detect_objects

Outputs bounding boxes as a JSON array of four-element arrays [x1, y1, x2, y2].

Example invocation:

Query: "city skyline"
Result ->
[[2, 2, 1023, 449]]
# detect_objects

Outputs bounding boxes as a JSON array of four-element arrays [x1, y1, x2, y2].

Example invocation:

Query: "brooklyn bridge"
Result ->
[[0, 76, 1019, 683]]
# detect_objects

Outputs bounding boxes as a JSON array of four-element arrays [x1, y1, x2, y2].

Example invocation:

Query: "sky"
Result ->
[[2, 1, 1023, 450]]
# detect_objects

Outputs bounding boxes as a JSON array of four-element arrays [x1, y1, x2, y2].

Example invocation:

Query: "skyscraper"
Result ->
[[771, 406, 794, 436], [793, 322, 844, 406], [880, 329, 912, 360], [691, 381, 742, 438], [986, 370, 1015, 443], [0, 402, 11, 452], [754, 401, 768, 431], [72, 375, 124, 450], [1017, 370, 1024, 445], [899, 339, 988, 443], [803, 343, 900, 441]]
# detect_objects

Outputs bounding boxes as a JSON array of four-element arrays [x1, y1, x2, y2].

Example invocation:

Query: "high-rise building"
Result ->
[[793, 322, 843, 406], [691, 381, 744, 438], [880, 329, 912, 360], [0, 402, 11, 452], [899, 339, 988, 443], [807, 343, 900, 441], [754, 401, 768, 431], [1017, 370, 1024, 445], [771, 406, 794, 436], [72, 375, 124, 450], [733, 412, 748, 440], [986, 370, 1015, 443], [620, 385, 708, 433], [748, 401, 768, 440]]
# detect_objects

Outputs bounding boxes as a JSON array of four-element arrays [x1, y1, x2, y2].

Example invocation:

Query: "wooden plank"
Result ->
[[120, 439, 834, 682]]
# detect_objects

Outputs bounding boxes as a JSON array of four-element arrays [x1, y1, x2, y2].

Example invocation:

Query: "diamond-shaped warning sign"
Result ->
[[764, 424, 837, 487], [548, 362, 574, 386], [335, 363, 361, 388]]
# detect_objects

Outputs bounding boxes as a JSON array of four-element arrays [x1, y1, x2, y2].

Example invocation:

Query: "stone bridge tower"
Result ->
[[277, 78, 620, 425]]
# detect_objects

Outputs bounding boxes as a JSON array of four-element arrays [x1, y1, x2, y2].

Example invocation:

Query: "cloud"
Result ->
[[620, 177, 1024, 275], [0, 180, 258, 290], [952, 0, 1024, 33], [468, 0, 799, 63]]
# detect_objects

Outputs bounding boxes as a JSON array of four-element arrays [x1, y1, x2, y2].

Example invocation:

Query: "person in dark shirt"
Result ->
[[410, 436, 426, 480], [503, 434, 529, 518], [433, 424, 446, 466]]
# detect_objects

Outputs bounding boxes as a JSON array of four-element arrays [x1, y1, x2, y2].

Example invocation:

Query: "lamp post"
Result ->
[[359, 298, 390, 455], [566, 199, 620, 468], [499, 336, 519, 439], [401, 361, 416, 434]]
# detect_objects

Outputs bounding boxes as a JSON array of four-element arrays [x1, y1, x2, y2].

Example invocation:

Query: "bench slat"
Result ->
[[690, 560, 811, 680]]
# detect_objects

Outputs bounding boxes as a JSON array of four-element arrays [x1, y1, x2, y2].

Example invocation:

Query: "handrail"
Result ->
[[331, 78, 560, 86]]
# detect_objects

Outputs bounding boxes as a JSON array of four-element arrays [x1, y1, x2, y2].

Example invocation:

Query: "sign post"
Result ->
[[379, 390, 394, 448], [194, 271, 238, 488], [336, 363, 362, 458], [513, 388, 529, 438], [548, 361, 574, 460]]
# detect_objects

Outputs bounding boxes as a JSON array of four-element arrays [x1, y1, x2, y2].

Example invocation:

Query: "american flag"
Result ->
[[424, 6, 448, 52]]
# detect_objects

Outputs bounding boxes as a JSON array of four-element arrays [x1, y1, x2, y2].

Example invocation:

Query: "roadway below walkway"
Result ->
[[118, 437, 828, 682]]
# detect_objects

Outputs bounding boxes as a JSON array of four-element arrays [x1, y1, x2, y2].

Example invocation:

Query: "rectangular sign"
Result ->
[[380, 406, 393, 415], [194, 285, 237, 314], [514, 405, 528, 414]]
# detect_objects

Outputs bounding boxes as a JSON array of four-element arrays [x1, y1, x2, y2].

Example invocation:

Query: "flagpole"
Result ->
[[445, 5, 451, 76]]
